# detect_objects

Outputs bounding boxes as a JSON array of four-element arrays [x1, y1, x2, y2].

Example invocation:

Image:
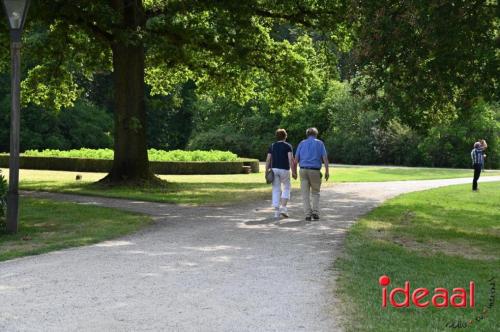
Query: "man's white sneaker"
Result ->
[[280, 208, 289, 218]]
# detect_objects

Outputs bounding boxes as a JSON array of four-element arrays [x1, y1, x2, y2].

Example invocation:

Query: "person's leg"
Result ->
[[271, 169, 281, 216], [476, 164, 482, 190], [280, 170, 291, 217], [300, 169, 312, 218], [472, 164, 481, 191], [309, 170, 322, 217]]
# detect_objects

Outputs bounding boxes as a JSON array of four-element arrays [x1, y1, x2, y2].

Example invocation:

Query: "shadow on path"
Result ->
[[0, 176, 497, 332]]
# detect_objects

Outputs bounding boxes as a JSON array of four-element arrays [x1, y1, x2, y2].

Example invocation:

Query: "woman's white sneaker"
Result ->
[[280, 207, 289, 218]]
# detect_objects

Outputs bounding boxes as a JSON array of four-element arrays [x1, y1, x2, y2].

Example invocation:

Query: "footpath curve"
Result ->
[[1, 176, 499, 331]]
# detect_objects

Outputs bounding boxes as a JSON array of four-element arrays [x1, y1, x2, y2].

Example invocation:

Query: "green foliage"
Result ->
[[301, 81, 499, 169], [0, 94, 113, 152], [0, 155, 257, 175], [149, 149, 238, 162], [189, 79, 499, 169], [188, 97, 280, 159], [279, 82, 332, 148], [350, 1, 499, 128], [188, 127, 264, 160], [13, 1, 346, 112], [146, 80, 196, 150], [22, 148, 238, 162], [418, 100, 500, 168]]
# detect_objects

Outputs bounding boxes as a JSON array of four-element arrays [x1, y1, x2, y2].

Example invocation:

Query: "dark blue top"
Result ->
[[295, 137, 327, 169], [268, 141, 293, 170]]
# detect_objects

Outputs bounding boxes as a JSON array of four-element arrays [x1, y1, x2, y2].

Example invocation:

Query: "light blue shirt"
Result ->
[[295, 136, 327, 169]]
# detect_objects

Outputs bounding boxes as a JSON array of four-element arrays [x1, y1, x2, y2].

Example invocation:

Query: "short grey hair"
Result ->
[[306, 127, 318, 137]]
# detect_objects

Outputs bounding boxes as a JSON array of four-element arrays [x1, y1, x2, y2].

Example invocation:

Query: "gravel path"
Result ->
[[1, 176, 499, 332]]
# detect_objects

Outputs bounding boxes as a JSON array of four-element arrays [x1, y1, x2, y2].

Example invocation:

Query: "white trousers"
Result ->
[[271, 168, 291, 208]]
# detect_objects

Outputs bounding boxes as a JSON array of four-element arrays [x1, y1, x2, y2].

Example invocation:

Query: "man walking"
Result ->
[[471, 139, 487, 191], [293, 127, 329, 221]]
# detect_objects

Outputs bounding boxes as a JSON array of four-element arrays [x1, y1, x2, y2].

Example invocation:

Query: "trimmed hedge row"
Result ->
[[240, 159, 260, 173], [0, 155, 259, 175], [23, 148, 239, 162]]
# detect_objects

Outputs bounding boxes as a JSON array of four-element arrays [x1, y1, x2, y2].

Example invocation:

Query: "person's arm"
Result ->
[[322, 143, 329, 181], [292, 157, 298, 179], [265, 153, 272, 173], [323, 155, 329, 181], [293, 143, 301, 179], [288, 151, 295, 177]]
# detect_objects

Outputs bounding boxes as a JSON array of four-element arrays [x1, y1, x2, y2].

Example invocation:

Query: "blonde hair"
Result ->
[[276, 128, 287, 140]]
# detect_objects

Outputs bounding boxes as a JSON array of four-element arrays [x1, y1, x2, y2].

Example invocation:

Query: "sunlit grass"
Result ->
[[2, 165, 499, 205], [336, 182, 500, 332], [0, 198, 152, 262]]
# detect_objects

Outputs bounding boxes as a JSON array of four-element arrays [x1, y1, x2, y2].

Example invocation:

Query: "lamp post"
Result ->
[[2, 0, 30, 233]]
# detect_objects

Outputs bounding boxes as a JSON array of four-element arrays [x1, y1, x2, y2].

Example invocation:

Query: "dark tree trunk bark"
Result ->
[[101, 42, 153, 184], [100, 0, 161, 185]]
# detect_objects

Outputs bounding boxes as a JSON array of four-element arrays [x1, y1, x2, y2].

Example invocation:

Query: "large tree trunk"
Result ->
[[101, 42, 154, 184], [101, 0, 161, 185]]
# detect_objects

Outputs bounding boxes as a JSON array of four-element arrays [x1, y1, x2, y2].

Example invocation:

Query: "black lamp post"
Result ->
[[2, 0, 30, 233]]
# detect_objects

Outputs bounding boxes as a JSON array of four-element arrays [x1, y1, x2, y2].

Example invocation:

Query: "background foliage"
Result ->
[[0, 1, 497, 170], [0, 77, 498, 168], [21, 148, 238, 162]]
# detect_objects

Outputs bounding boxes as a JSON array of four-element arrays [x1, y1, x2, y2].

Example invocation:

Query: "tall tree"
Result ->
[[349, 0, 498, 129], [0, 0, 345, 184]]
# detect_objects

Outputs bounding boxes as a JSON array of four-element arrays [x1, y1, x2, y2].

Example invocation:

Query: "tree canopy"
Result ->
[[0, 0, 347, 183], [349, 0, 498, 128], [0, 0, 497, 182], [13, 1, 345, 110]]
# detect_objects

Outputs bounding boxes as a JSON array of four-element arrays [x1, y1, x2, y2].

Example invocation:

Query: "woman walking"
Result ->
[[265, 129, 295, 221]]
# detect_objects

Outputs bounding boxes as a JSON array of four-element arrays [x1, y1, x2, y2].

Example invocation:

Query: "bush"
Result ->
[[150, 161, 244, 174], [417, 100, 500, 169], [21, 148, 239, 162], [188, 97, 280, 160], [0, 155, 259, 174], [0, 98, 113, 152]]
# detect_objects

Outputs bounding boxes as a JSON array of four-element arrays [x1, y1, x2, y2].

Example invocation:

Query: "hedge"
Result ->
[[240, 158, 260, 173], [23, 148, 239, 162], [0, 155, 259, 175]]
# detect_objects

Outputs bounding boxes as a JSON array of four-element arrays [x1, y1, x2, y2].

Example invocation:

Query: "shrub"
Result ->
[[188, 97, 280, 160], [21, 148, 239, 162], [0, 155, 259, 174], [417, 101, 500, 169], [0, 98, 113, 152]]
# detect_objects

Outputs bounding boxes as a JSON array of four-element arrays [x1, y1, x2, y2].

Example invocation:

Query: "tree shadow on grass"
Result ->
[[20, 180, 270, 205]]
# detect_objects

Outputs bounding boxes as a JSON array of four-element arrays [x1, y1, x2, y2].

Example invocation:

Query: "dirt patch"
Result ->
[[369, 229, 497, 260]]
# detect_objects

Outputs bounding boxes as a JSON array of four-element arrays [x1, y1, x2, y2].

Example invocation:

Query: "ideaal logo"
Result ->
[[446, 277, 496, 329], [379, 275, 475, 308], [378, 275, 496, 329]]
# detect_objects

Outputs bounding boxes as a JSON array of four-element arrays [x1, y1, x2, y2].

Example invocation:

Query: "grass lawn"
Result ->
[[336, 182, 500, 332], [0, 198, 152, 262], [2, 166, 499, 205]]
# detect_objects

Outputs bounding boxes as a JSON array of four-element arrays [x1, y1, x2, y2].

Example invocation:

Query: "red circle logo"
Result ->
[[379, 275, 391, 286]]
